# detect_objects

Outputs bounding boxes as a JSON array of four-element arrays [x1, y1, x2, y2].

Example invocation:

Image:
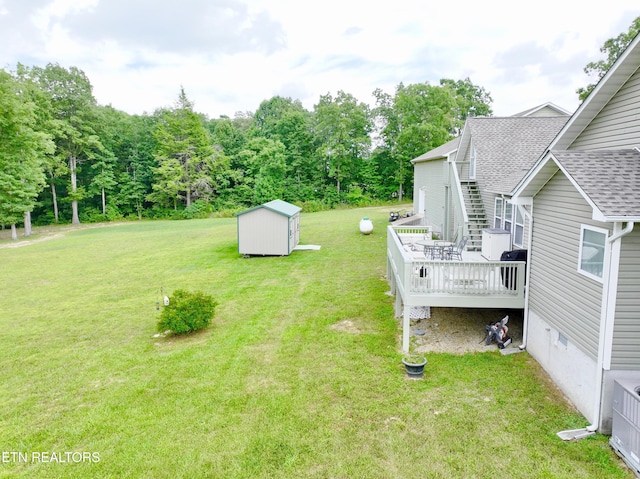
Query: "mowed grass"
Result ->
[[0, 206, 634, 479]]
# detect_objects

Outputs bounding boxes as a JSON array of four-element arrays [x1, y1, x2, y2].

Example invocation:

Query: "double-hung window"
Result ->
[[504, 201, 513, 235], [513, 206, 524, 247], [578, 225, 607, 282], [494, 198, 503, 228]]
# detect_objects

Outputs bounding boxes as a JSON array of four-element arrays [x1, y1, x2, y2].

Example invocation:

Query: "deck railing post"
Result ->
[[402, 306, 411, 353], [517, 262, 526, 299], [390, 227, 526, 310]]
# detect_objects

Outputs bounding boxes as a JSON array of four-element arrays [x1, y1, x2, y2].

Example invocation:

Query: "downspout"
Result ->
[[586, 221, 634, 433], [517, 203, 533, 350]]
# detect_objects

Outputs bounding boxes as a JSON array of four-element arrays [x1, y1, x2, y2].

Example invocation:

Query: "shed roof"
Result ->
[[236, 199, 301, 218]]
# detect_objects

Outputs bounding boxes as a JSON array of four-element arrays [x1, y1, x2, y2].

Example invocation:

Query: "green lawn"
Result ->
[[0, 206, 633, 478]]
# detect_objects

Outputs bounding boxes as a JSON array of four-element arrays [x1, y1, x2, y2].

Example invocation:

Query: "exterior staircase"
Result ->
[[460, 181, 489, 251]]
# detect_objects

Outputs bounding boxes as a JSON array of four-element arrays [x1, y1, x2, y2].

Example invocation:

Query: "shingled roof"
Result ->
[[464, 115, 569, 194], [411, 137, 460, 163], [550, 149, 640, 219]]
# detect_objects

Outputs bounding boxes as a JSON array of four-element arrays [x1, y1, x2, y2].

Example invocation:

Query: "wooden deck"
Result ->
[[387, 225, 526, 351]]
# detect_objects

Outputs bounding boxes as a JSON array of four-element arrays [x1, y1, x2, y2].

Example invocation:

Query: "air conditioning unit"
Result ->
[[481, 228, 511, 261], [610, 377, 640, 476]]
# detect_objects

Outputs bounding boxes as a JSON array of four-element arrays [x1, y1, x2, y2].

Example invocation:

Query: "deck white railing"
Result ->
[[387, 225, 526, 310]]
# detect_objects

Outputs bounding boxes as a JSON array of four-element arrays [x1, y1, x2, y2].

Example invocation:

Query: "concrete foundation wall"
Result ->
[[526, 309, 597, 424]]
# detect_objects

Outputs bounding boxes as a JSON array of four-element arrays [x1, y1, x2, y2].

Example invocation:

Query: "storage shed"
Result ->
[[236, 199, 301, 256]]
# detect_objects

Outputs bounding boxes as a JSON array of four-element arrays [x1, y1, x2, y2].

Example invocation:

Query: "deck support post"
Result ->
[[395, 293, 402, 317], [402, 305, 411, 353]]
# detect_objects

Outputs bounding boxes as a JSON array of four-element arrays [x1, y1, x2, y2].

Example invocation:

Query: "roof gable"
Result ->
[[511, 102, 572, 117], [410, 103, 570, 166], [411, 137, 460, 163], [236, 199, 301, 217], [456, 116, 568, 193], [550, 32, 640, 150], [513, 149, 640, 221]]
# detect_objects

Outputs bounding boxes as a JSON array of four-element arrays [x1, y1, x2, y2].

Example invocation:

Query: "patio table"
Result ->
[[415, 239, 455, 260]]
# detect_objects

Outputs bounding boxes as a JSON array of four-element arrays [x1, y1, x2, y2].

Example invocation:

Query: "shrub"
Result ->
[[181, 200, 211, 219], [157, 289, 218, 335]]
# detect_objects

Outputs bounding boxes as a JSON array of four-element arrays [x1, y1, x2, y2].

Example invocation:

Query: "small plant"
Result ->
[[402, 349, 427, 378], [402, 353, 427, 365], [157, 289, 218, 335]]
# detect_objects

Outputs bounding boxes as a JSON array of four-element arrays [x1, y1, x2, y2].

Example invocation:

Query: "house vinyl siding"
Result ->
[[611, 228, 640, 368], [455, 133, 473, 181], [525, 105, 568, 117], [570, 67, 640, 150], [413, 160, 446, 228], [529, 172, 609, 359], [482, 191, 498, 228]]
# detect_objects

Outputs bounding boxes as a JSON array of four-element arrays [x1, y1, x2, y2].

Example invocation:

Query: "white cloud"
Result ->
[[0, 0, 638, 118]]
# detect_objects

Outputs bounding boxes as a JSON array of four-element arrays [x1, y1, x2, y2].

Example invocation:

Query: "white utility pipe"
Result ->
[[517, 203, 533, 350], [587, 221, 634, 432]]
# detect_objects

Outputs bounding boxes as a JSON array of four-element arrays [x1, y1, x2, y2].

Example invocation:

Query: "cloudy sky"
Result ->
[[1, 0, 638, 118]]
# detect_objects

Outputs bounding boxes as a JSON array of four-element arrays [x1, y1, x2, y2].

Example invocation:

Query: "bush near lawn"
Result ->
[[157, 289, 217, 334], [0, 205, 634, 479]]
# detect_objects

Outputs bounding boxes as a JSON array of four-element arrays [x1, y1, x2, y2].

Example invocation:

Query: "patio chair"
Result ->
[[450, 227, 460, 245], [444, 236, 468, 261]]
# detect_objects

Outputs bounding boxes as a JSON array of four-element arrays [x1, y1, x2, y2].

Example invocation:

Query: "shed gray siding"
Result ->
[[528, 172, 611, 359], [612, 228, 640, 368], [238, 209, 294, 256], [570, 66, 640, 150]]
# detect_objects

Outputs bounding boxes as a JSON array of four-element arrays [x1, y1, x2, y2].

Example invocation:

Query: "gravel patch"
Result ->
[[408, 307, 523, 354]]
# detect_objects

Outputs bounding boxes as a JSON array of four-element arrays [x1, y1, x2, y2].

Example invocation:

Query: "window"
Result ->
[[504, 201, 513, 235], [514, 206, 524, 247], [578, 225, 607, 281], [494, 198, 503, 229], [558, 332, 568, 348]]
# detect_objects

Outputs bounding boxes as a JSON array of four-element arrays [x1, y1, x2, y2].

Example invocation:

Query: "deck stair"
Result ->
[[460, 181, 489, 251]]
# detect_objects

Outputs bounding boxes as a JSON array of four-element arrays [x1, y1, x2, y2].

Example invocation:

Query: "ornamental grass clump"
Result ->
[[157, 289, 217, 334]]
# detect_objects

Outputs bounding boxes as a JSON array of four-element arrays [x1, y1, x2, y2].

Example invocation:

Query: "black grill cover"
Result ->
[[500, 249, 528, 289]]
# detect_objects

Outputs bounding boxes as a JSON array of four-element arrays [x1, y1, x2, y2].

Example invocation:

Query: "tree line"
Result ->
[[0, 62, 492, 238], [2, 16, 638, 239]]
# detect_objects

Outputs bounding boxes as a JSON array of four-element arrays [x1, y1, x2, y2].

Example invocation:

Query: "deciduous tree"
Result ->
[[577, 16, 640, 101], [24, 63, 104, 224], [0, 70, 54, 238], [314, 91, 372, 199]]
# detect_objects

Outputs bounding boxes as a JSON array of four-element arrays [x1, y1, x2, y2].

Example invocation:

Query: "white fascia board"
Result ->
[[511, 151, 555, 199], [510, 197, 533, 206]]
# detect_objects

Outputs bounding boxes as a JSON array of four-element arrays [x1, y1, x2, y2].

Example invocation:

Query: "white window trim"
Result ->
[[577, 224, 608, 283], [494, 197, 503, 229], [513, 205, 524, 247], [504, 201, 513, 235]]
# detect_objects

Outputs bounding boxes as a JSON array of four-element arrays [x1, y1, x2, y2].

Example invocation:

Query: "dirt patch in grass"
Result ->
[[409, 307, 523, 354], [0, 232, 65, 248], [330, 319, 364, 334], [0, 222, 124, 248]]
